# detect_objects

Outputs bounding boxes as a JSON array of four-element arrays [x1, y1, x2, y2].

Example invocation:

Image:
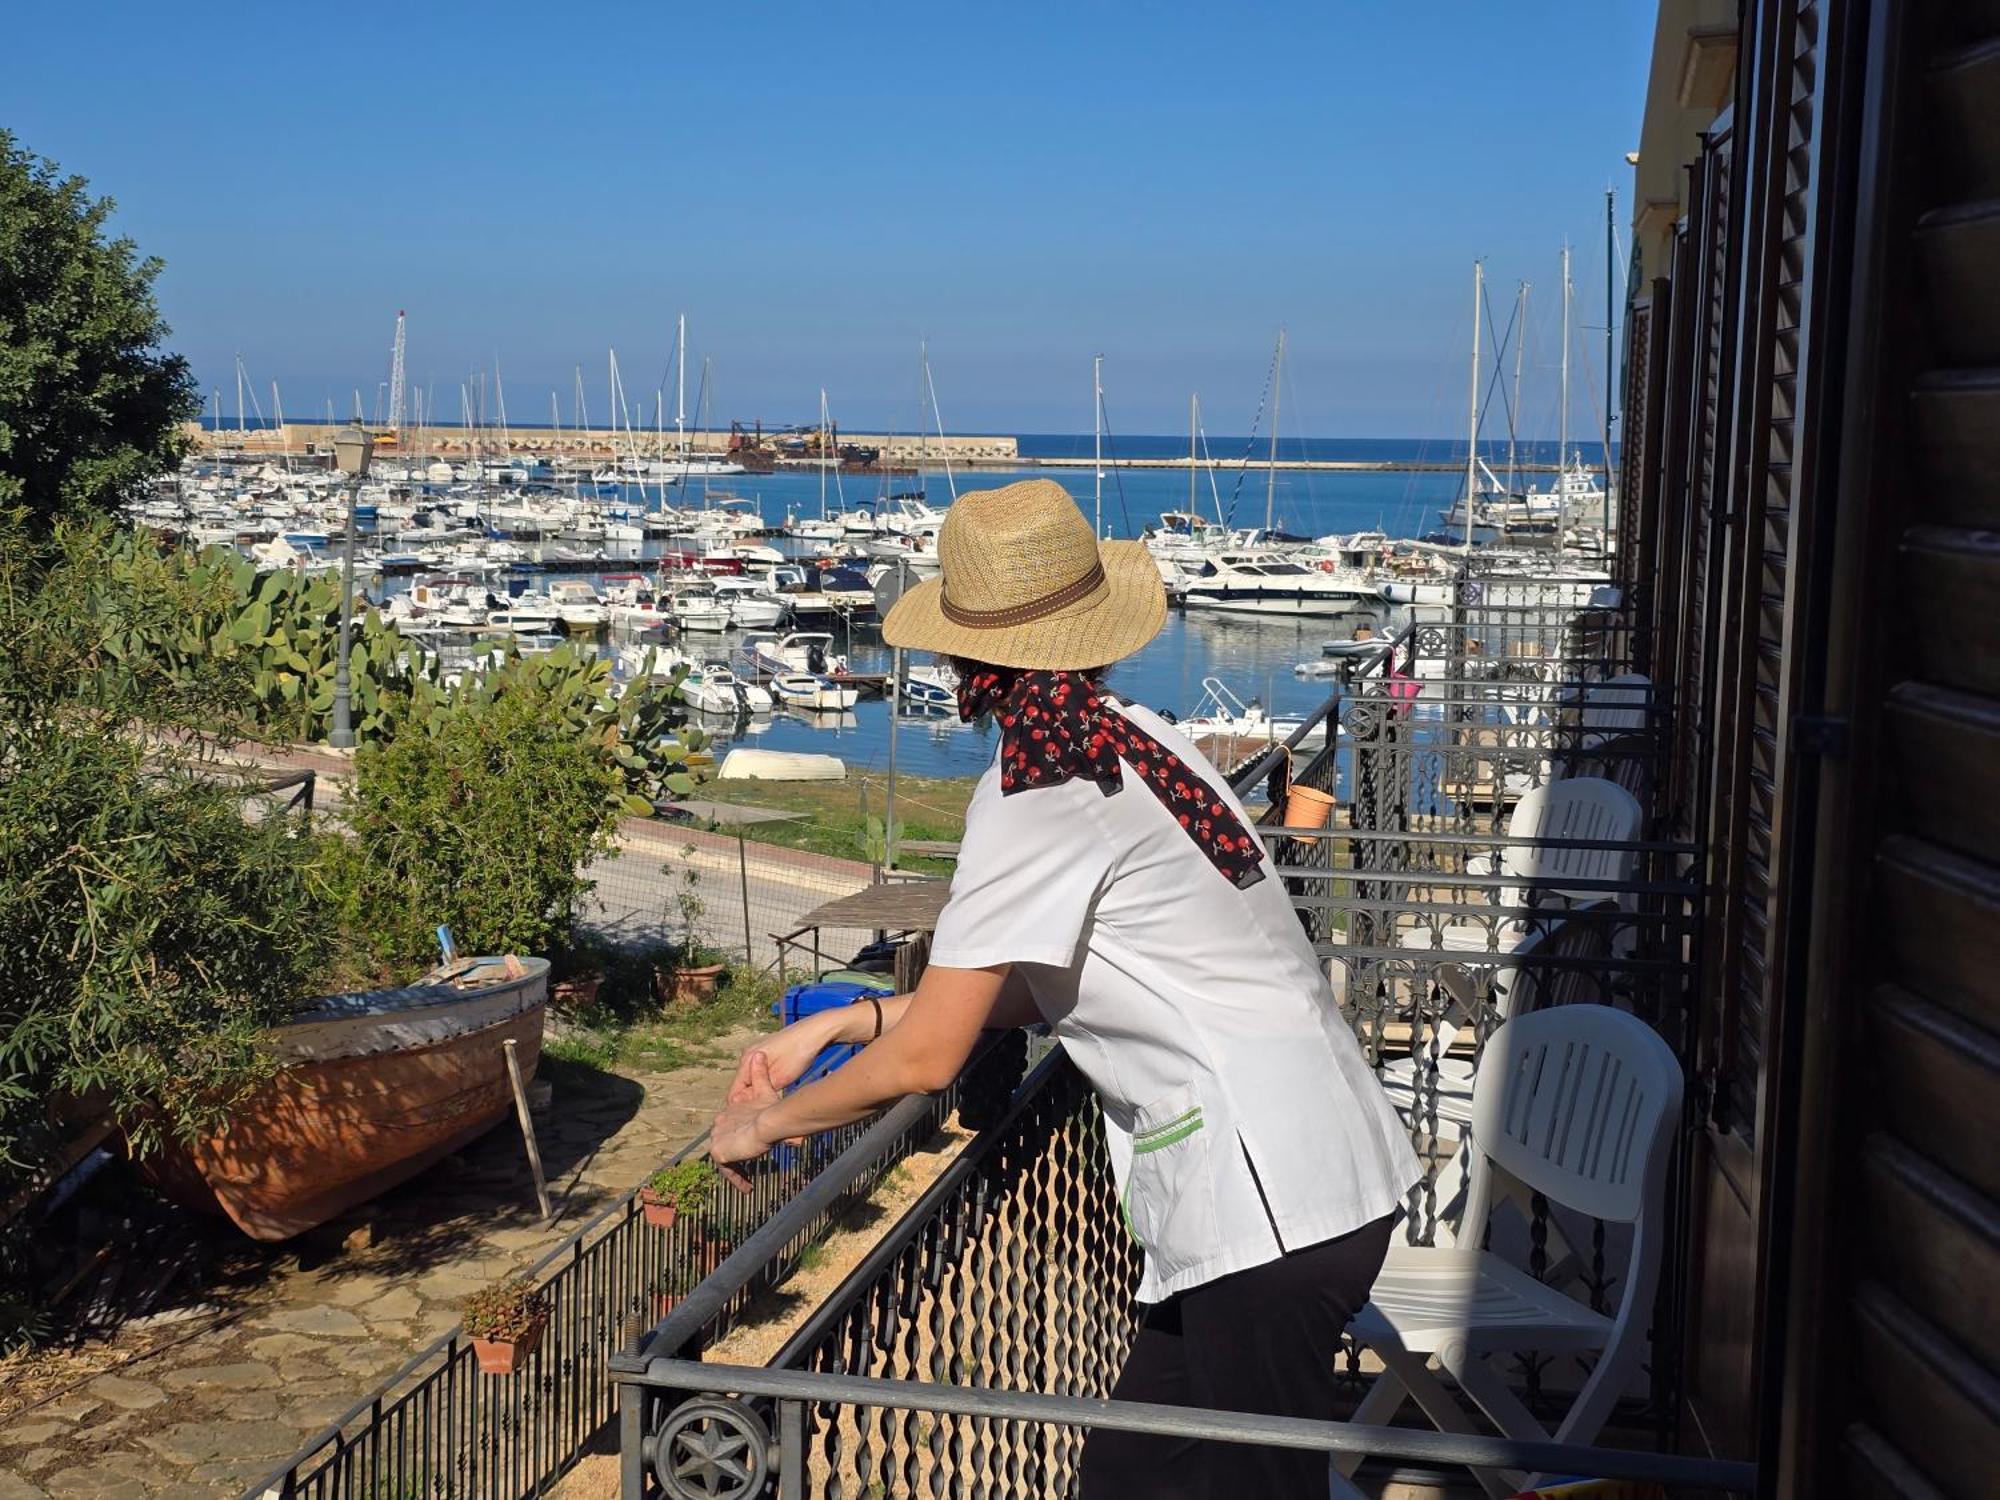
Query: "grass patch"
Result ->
[[550, 963, 784, 1077], [685, 776, 976, 876]]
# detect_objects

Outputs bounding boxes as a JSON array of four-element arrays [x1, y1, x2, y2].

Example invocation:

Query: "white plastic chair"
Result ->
[[1337, 1006, 1684, 1498], [1378, 907, 1616, 1146], [1578, 673, 1652, 748], [1424, 778, 1643, 955]]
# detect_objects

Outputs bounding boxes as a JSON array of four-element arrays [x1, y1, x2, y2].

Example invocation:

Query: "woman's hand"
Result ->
[[709, 1053, 783, 1190], [728, 1014, 835, 1101]]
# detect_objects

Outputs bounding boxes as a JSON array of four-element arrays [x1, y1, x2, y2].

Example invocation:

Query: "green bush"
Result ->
[[0, 514, 336, 1175], [332, 684, 624, 972]]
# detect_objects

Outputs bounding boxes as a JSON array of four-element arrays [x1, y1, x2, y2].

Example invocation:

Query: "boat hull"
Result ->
[[142, 959, 548, 1241], [1181, 587, 1379, 616]]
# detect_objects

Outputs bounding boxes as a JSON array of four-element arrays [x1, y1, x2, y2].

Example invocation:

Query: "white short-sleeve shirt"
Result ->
[[930, 699, 1421, 1301]]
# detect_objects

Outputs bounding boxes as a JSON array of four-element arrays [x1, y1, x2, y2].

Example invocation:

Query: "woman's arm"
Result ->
[[710, 963, 1021, 1171], [726, 968, 1042, 1097]]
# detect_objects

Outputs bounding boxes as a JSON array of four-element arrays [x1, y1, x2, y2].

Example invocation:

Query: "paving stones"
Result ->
[[80, 1376, 163, 1412], [22, 1050, 744, 1495], [242, 1333, 321, 1363], [138, 1419, 294, 1467], [0, 1425, 63, 1450], [159, 1360, 276, 1392], [40, 1478, 141, 1500], [356, 1286, 421, 1321], [252, 1305, 367, 1337]]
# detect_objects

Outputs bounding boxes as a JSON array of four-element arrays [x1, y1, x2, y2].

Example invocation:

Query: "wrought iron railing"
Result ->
[[613, 1049, 1750, 1498], [238, 1039, 1014, 1500]]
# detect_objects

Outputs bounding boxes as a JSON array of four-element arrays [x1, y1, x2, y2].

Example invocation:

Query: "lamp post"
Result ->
[[328, 425, 374, 749]]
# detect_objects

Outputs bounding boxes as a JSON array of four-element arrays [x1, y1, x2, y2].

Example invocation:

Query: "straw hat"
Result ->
[[882, 479, 1167, 670]]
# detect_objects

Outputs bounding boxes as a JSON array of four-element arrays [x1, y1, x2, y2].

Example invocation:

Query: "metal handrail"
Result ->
[[626, 1359, 1758, 1494], [618, 1046, 983, 1366]]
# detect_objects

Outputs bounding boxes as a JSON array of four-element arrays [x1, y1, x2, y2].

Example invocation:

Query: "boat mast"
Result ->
[[922, 342, 957, 503], [1505, 281, 1528, 498], [494, 359, 510, 463], [1603, 186, 1616, 540], [387, 311, 407, 435], [1559, 243, 1571, 518], [675, 313, 687, 461], [1265, 329, 1284, 535], [819, 387, 830, 520], [1462, 262, 1482, 558], [1188, 392, 1198, 514], [1093, 353, 1103, 539]]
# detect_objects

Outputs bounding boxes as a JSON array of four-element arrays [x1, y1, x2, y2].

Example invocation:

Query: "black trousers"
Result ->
[[1077, 1213, 1395, 1499]]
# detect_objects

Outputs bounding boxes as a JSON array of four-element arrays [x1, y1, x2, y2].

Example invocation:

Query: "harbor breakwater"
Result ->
[[185, 422, 1569, 474]]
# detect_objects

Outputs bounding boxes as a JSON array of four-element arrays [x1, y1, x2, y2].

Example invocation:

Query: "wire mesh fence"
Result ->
[[578, 769, 958, 986]]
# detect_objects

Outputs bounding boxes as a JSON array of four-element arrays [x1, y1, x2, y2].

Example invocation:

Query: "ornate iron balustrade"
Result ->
[[613, 1048, 1749, 1498], [621, 1363, 1754, 1499], [240, 1044, 1002, 1500]]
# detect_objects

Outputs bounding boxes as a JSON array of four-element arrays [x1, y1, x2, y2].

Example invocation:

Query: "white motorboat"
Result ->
[[616, 642, 689, 681], [1179, 551, 1381, 616], [1173, 677, 1328, 749], [891, 664, 957, 713], [742, 631, 848, 678], [401, 577, 490, 629], [647, 456, 746, 478], [670, 583, 733, 632], [709, 576, 786, 628], [484, 600, 560, 635], [683, 663, 774, 715], [769, 672, 860, 711], [543, 579, 609, 629], [603, 575, 673, 628], [784, 513, 846, 543], [1321, 632, 1395, 662]]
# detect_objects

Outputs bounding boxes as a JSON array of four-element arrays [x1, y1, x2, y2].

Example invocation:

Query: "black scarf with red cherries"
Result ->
[[956, 668, 1267, 889]]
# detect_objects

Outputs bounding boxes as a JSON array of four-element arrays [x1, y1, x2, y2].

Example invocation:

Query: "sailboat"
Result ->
[[651, 316, 745, 479], [786, 389, 849, 542]]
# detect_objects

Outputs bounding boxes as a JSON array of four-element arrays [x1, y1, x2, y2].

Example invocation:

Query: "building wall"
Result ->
[[1630, 0, 1740, 285]]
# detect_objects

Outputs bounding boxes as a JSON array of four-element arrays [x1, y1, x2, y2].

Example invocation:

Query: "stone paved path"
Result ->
[[0, 1042, 753, 1500]]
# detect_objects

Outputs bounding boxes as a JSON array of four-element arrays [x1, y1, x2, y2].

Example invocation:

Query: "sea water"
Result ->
[[380, 442, 1611, 780]]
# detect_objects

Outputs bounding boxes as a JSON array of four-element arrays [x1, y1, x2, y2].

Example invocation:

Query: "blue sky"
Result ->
[[11, 3, 1650, 438]]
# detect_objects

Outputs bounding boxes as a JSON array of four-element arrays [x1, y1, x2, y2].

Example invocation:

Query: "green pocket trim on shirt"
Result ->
[[1133, 1108, 1204, 1155]]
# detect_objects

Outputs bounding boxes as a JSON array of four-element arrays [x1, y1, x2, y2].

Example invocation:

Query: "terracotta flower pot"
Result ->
[[655, 962, 725, 1007], [551, 974, 601, 1013], [1282, 783, 1337, 845], [639, 1190, 678, 1231], [652, 1291, 681, 1318], [469, 1313, 547, 1377]]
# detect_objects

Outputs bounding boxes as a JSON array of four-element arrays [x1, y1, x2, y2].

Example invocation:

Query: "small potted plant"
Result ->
[[653, 850, 727, 1004], [652, 1260, 699, 1319], [697, 1212, 744, 1271], [461, 1275, 549, 1377], [639, 1158, 717, 1232], [550, 948, 604, 1014]]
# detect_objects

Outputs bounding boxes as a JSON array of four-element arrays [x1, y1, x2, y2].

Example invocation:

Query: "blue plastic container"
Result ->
[[768, 978, 896, 1168], [774, 977, 895, 1088]]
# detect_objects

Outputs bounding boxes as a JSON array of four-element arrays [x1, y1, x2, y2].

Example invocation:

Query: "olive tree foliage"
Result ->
[[0, 515, 335, 1181], [0, 131, 200, 530]]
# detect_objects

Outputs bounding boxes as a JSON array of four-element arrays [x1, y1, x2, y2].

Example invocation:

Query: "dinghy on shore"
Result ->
[[141, 956, 548, 1241], [717, 747, 846, 781]]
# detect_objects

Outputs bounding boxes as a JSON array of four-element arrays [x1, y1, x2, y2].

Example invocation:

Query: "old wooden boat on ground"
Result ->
[[144, 956, 548, 1241]]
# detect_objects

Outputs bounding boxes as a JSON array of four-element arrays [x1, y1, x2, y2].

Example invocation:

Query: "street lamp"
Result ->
[[328, 425, 374, 749]]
